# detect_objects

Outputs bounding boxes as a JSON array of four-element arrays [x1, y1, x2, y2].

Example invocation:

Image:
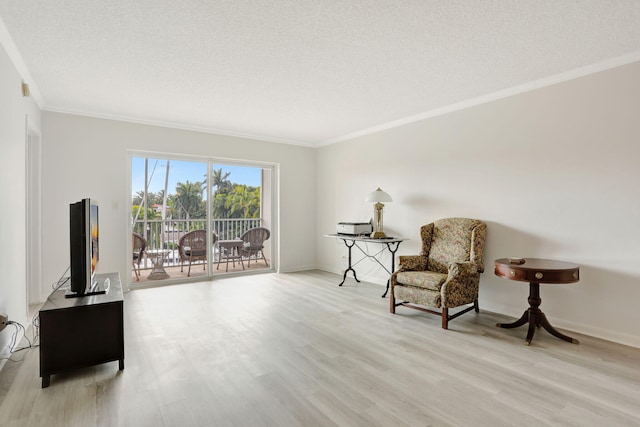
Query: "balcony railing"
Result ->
[[133, 218, 263, 267]]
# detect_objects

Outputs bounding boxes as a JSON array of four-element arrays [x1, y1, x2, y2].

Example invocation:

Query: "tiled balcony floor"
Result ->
[[131, 258, 269, 284]]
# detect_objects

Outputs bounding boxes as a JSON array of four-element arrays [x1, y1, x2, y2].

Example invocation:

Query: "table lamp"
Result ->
[[365, 187, 392, 238]]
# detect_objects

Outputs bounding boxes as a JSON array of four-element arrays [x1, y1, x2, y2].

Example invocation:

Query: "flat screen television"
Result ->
[[67, 198, 105, 298]]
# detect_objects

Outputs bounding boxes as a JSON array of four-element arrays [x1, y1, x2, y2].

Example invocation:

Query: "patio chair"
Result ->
[[132, 232, 147, 281], [239, 227, 270, 267], [178, 229, 215, 277]]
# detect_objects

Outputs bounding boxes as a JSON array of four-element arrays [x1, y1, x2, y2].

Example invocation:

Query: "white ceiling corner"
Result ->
[[0, 16, 44, 106], [1, 1, 639, 147]]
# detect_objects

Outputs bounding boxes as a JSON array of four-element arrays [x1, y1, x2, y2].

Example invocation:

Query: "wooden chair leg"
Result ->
[[390, 289, 396, 313], [474, 299, 479, 313], [442, 308, 449, 329]]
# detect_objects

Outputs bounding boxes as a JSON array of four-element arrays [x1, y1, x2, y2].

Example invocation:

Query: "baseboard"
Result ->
[[551, 319, 640, 349], [0, 345, 9, 371], [0, 331, 22, 373], [355, 274, 387, 287], [481, 301, 640, 349], [316, 267, 387, 287], [279, 264, 319, 273], [0, 312, 39, 374]]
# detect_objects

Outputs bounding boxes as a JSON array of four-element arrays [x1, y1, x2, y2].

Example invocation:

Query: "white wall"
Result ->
[[40, 112, 317, 298], [0, 42, 41, 355], [317, 61, 640, 348]]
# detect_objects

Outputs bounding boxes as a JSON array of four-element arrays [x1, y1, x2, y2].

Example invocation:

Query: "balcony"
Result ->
[[132, 218, 269, 283]]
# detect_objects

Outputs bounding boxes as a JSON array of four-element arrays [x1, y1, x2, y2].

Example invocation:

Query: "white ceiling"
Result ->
[[1, 1, 639, 146]]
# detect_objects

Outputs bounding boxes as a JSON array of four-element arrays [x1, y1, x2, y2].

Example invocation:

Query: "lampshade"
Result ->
[[365, 188, 392, 203]]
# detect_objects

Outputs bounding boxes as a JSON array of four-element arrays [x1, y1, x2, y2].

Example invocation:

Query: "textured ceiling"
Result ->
[[1, 1, 640, 146]]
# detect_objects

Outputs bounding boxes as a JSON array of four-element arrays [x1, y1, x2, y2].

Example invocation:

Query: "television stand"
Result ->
[[64, 277, 110, 298], [65, 288, 106, 298], [39, 272, 124, 388]]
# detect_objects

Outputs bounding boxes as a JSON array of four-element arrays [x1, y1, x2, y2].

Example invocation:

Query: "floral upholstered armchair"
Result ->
[[390, 218, 487, 329]]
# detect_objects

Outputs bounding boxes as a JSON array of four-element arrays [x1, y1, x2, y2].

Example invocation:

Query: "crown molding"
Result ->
[[42, 105, 316, 148], [320, 52, 640, 147]]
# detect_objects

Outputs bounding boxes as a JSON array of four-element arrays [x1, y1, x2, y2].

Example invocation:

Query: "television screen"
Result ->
[[90, 203, 99, 275], [68, 198, 102, 298]]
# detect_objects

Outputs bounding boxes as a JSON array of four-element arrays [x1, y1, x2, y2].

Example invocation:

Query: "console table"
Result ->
[[494, 258, 580, 345], [39, 272, 124, 387], [325, 234, 405, 298]]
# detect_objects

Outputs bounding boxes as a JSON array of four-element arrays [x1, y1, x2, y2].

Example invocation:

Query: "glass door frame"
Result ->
[[128, 150, 277, 286]]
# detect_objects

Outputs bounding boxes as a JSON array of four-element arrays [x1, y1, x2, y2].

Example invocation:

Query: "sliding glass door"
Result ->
[[130, 154, 274, 285]]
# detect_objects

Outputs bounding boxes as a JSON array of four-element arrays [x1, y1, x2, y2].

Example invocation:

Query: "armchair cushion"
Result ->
[[394, 285, 442, 308], [184, 246, 206, 257], [394, 271, 447, 291], [395, 260, 479, 293]]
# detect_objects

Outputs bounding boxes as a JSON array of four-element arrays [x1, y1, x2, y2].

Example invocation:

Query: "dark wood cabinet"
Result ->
[[39, 272, 124, 388]]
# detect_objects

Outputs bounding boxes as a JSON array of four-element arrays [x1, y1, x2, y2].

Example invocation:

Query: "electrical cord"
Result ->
[[52, 266, 71, 292], [0, 270, 64, 362], [1, 268, 69, 361], [0, 296, 43, 363], [0, 320, 39, 363], [31, 312, 40, 346], [0, 269, 59, 363]]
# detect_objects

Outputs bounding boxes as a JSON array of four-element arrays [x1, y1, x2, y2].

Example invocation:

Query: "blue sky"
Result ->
[[131, 157, 261, 197]]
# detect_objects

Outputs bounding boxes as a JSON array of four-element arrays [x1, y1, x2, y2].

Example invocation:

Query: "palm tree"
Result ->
[[249, 187, 261, 217], [212, 168, 233, 193], [226, 185, 260, 218], [212, 192, 229, 218], [175, 180, 206, 219], [156, 190, 165, 204], [132, 190, 146, 205]]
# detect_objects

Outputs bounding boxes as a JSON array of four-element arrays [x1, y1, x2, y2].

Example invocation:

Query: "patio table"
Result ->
[[147, 249, 171, 280], [217, 240, 245, 272]]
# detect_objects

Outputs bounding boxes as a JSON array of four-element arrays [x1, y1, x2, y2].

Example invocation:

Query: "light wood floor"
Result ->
[[1, 270, 639, 426]]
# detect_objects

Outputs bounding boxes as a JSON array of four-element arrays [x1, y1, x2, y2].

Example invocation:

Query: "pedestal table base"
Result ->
[[496, 282, 579, 345]]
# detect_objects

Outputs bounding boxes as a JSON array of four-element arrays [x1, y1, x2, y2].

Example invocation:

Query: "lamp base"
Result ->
[[370, 231, 387, 239]]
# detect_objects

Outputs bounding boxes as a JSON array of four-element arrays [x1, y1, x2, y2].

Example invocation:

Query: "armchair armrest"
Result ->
[[447, 261, 479, 280], [442, 261, 481, 307], [397, 255, 428, 272]]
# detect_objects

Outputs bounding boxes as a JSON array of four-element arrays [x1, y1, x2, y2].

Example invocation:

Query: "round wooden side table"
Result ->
[[494, 258, 580, 345]]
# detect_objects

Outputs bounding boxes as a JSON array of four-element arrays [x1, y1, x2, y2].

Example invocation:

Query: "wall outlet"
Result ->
[[0, 313, 9, 332]]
